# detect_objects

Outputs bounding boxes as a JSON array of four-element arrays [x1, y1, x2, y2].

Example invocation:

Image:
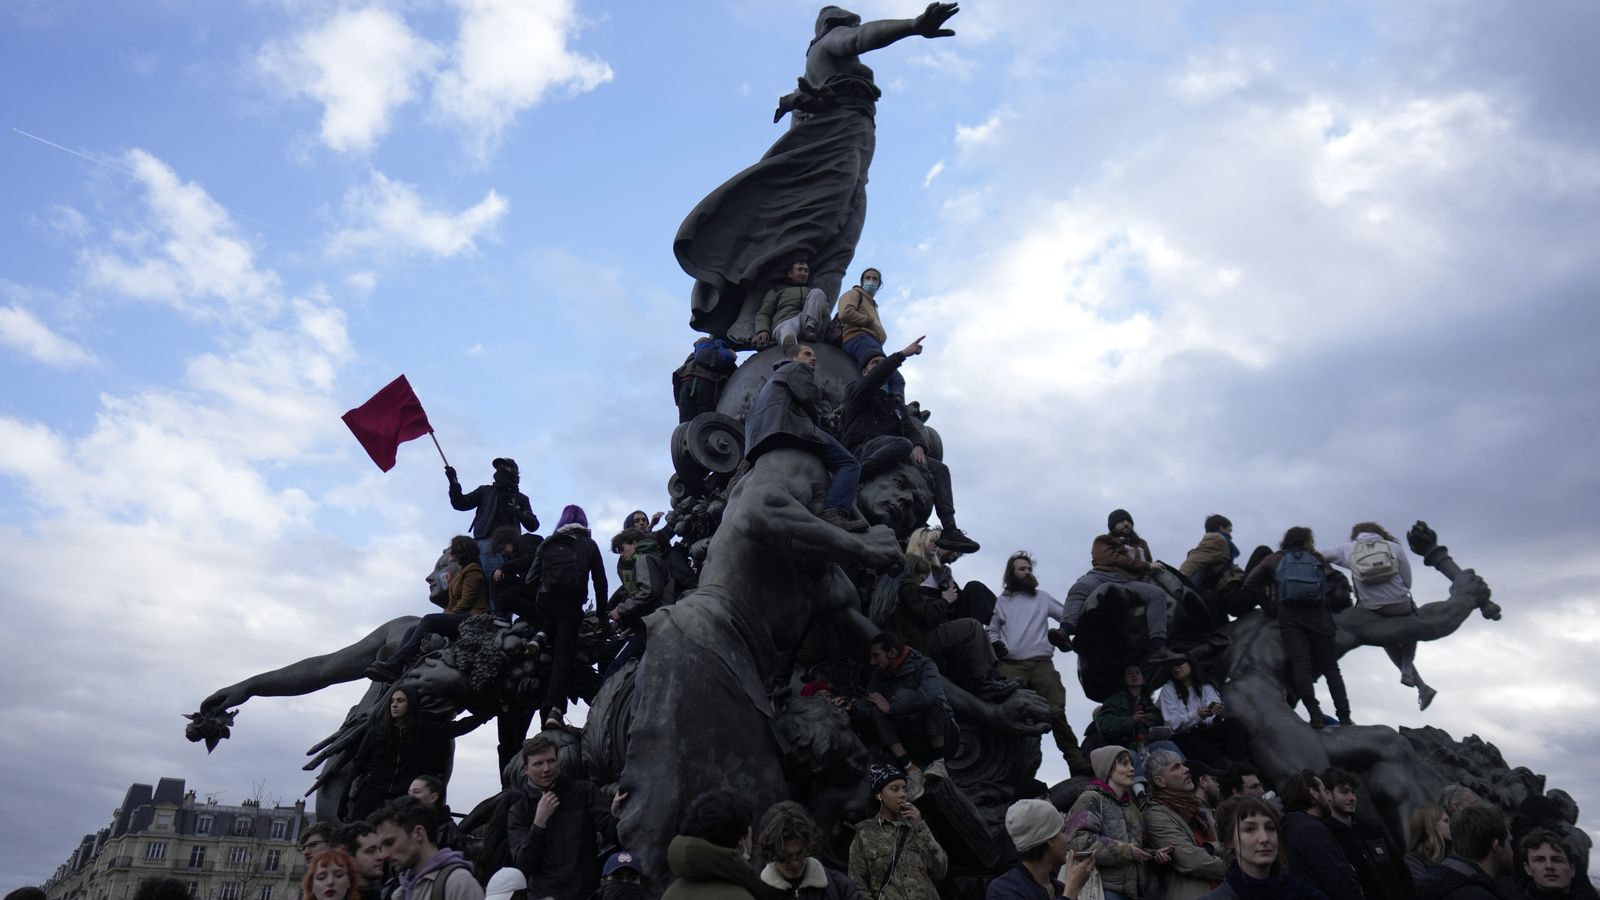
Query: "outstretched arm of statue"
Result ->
[[199, 616, 417, 714], [1333, 523, 1494, 654], [826, 3, 958, 57], [946, 681, 1052, 737]]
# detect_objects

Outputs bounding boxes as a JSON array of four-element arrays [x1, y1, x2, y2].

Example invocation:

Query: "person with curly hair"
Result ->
[[756, 801, 860, 900]]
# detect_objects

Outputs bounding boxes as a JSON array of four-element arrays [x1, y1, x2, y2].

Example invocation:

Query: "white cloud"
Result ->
[[0, 305, 96, 368], [257, 6, 440, 154], [1170, 47, 1274, 102], [923, 159, 946, 188], [329, 170, 508, 258], [954, 113, 1002, 153], [82, 150, 281, 320], [431, 0, 613, 158]]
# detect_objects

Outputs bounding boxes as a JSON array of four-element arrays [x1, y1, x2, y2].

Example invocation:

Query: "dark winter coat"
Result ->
[[1281, 812, 1364, 900], [1416, 857, 1512, 900], [863, 648, 952, 720], [662, 835, 760, 900], [1094, 689, 1164, 747], [839, 353, 923, 451], [1324, 816, 1413, 900], [745, 360, 827, 460], [505, 773, 614, 900], [612, 540, 675, 627], [450, 477, 539, 539], [528, 525, 608, 614], [984, 863, 1063, 900], [348, 705, 482, 818], [758, 859, 862, 900]]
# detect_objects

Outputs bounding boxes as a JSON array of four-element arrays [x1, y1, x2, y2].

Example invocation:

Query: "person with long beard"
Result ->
[[987, 551, 1091, 776]]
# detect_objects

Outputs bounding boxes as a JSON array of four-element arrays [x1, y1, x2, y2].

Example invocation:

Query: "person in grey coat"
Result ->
[[742, 343, 865, 532]]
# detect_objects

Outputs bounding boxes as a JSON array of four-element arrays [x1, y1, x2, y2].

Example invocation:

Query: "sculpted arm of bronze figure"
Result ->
[[199, 616, 417, 713], [739, 469, 902, 570], [1333, 522, 1496, 654], [826, 3, 959, 57]]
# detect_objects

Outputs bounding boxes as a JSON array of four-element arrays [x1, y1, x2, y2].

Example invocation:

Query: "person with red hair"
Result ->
[[303, 848, 361, 900]]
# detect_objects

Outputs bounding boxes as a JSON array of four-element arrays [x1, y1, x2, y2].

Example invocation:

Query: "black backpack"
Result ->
[[1275, 550, 1327, 606], [538, 532, 586, 598]]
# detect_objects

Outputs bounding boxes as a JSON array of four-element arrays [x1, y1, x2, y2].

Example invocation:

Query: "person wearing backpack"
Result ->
[[674, 336, 739, 423], [1318, 522, 1436, 711], [528, 505, 608, 731], [602, 527, 677, 679], [371, 796, 484, 900], [1241, 527, 1352, 728]]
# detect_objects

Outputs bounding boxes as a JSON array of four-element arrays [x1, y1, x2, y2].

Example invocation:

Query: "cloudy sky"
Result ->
[[3, 0, 1598, 887]]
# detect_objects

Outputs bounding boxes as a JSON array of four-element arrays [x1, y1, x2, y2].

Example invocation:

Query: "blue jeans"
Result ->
[[476, 538, 505, 616], [843, 334, 906, 396], [816, 432, 862, 511]]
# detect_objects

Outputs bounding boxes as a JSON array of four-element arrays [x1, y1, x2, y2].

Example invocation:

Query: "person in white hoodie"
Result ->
[[1317, 522, 1435, 710], [987, 551, 1092, 777]]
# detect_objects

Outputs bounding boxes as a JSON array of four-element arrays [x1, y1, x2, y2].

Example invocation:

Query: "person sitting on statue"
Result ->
[[528, 505, 607, 731], [1065, 509, 1183, 665], [987, 551, 1093, 777], [446, 458, 539, 612], [1317, 521, 1439, 711], [673, 336, 738, 423], [1156, 656, 1248, 771], [1093, 663, 1186, 786], [602, 527, 676, 680], [859, 631, 954, 785], [366, 536, 489, 683], [887, 527, 1015, 699], [838, 334, 979, 553], [488, 525, 544, 624], [753, 255, 832, 350], [1241, 526, 1353, 728], [1178, 514, 1247, 620], [743, 342, 868, 532], [837, 267, 907, 399], [345, 686, 488, 821], [506, 735, 624, 900]]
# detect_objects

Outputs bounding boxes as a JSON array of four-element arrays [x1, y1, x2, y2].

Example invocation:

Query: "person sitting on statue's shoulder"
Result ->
[[858, 631, 953, 791], [837, 266, 907, 400], [753, 254, 832, 350], [601, 527, 676, 681], [1179, 514, 1247, 620], [838, 334, 978, 553], [1064, 509, 1183, 666], [743, 342, 868, 533]]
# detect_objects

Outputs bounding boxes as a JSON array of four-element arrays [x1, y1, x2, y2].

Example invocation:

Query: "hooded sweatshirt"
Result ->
[[1317, 533, 1414, 611], [662, 835, 759, 900], [398, 848, 480, 900]]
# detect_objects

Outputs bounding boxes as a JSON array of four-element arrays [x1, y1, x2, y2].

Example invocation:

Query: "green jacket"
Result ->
[[754, 284, 809, 335], [661, 836, 758, 900], [1094, 689, 1163, 747], [847, 816, 946, 900]]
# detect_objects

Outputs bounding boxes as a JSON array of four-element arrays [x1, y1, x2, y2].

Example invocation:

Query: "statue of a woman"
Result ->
[[675, 3, 959, 343]]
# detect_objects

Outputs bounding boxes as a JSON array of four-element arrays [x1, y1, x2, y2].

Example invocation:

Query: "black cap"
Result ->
[[1108, 509, 1133, 531]]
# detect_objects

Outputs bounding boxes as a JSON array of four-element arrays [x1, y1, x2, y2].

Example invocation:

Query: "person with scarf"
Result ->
[[1179, 515, 1248, 621], [1199, 796, 1327, 900], [848, 766, 946, 900], [755, 801, 861, 900], [447, 458, 539, 612], [1066, 746, 1170, 900], [603, 527, 677, 681], [345, 686, 487, 820], [506, 735, 624, 900], [529, 504, 608, 730], [1143, 749, 1226, 900], [371, 796, 483, 900], [860, 632, 954, 783]]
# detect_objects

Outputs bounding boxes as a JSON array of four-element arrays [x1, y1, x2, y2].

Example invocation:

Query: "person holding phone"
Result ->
[[1067, 747, 1172, 900], [988, 799, 1098, 900], [848, 765, 947, 900]]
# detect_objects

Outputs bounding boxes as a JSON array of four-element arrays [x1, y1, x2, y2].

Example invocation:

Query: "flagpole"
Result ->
[[428, 431, 450, 468]]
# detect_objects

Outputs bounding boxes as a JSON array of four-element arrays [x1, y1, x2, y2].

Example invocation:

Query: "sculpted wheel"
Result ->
[[682, 412, 745, 474]]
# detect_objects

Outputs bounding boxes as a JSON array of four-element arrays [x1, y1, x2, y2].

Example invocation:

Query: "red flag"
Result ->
[[342, 375, 433, 472]]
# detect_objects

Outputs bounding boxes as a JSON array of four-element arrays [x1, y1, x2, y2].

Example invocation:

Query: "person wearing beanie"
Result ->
[[528, 503, 608, 730], [1062, 509, 1183, 666], [849, 766, 946, 900], [988, 800, 1097, 900], [1067, 747, 1169, 899]]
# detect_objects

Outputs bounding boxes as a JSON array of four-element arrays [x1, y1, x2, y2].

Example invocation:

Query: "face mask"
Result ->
[[601, 882, 643, 900], [862, 280, 880, 296]]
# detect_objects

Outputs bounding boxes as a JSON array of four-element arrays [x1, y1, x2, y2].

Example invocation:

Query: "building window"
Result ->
[[145, 842, 168, 860], [263, 850, 282, 872], [227, 847, 249, 865], [219, 883, 241, 900], [186, 883, 198, 898], [232, 818, 253, 836], [196, 816, 213, 836], [188, 846, 206, 868], [156, 812, 175, 831], [269, 820, 288, 841], [257, 886, 273, 900]]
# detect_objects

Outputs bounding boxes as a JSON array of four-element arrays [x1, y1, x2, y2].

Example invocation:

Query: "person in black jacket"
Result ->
[[754, 801, 861, 900], [1417, 805, 1515, 900], [345, 686, 489, 820], [1511, 828, 1594, 900], [528, 505, 608, 731], [602, 528, 676, 680], [1322, 767, 1415, 900], [448, 458, 539, 613], [742, 343, 866, 533], [505, 736, 624, 900], [489, 526, 545, 624], [837, 335, 978, 553], [1277, 770, 1364, 900]]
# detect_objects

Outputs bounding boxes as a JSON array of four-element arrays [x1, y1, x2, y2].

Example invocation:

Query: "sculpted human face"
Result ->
[[857, 462, 934, 535], [312, 862, 350, 900], [1525, 842, 1573, 892]]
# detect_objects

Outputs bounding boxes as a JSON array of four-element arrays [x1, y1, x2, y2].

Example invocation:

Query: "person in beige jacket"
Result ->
[[1143, 749, 1227, 900], [837, 268, 905, 399]]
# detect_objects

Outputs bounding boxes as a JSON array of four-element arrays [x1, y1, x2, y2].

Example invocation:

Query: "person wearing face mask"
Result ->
[[446, 458, 540, 613], [662, 789, 761, 900], [837, 268, 904, 400], [753, 802, 860, 900], [596, 853, 646, 900]]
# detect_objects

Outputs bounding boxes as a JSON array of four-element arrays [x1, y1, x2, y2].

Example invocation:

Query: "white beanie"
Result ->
[[1005, 799, 1064, 853]]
